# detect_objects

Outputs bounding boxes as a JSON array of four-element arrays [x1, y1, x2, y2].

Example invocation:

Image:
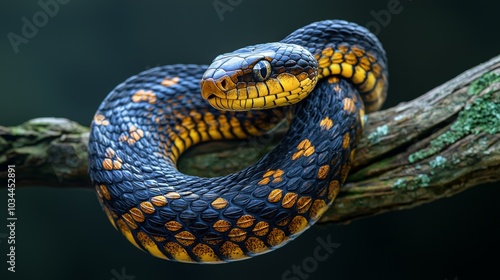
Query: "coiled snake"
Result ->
[[88, 20, 388, 263]]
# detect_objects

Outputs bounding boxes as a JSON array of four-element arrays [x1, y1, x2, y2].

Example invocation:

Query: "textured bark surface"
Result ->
[[1, 55, 499, 224]]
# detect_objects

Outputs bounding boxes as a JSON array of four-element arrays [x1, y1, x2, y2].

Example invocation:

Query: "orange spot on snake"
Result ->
[[258, 177, 270, 185], [296, 196, 313, 214], [152, 235, 167, 242], [236, 215, 256, 228], [334, 83, 341, 92], [252, 221, 270, 236], [129, 207, 145, 222], [281, 192, 298, 209], [165, 221, 183, 232], [263, 170, 275, 178], [291, 150, 304, 160], [274, 169, 285, 177], [245, 237, 268, 254], [132, 89, 157, 104], [219, 241, 246, 260], [304, 146, 315, 157], [228, 228, 247, 242], [319, 116, 334, 130], [351, 45, 366, 57], [140, 201, 155, 214], [93, 114, 109, 126], [99, 184, 111, 200], [272, 177, 283, 184], [122, 213, 138, 229], [130, 129, 144, 141], [120, 125, 145, 145], [175, 231, 196, 246], [367, 51, 377, 63], [268, 189, 283, 203], [112, 160, 122, 170], [267, 228, 286, 246], [344, 51, 358, 64], [165, 192, 181, 199], [95, 184, 103, 199], [343, 97, 356, 113], [372, 63, 382, 78], [331, 51, 344, 64], [102, 157, 122, 171], [288, 216, 308, 235], [317, 165, 330, 179], [259, 169, 284, 185], [321, 47, 334, 57], [151, 195, 168, 207], [337, 43, 349, 54], [293, 139, 315, 160], [211, 197, 229, 209], [161, 76, 180, 87], [213, 220, 231, 232], [309, 199, 328, 221], [342, 133, 350, 150]]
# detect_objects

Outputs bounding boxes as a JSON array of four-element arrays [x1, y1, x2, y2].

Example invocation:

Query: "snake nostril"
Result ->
[[206, 94, 216, 100], [220, 79, 228, 90]]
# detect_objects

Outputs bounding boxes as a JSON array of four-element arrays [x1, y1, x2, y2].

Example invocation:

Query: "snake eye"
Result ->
[[252, 60, 272, 82]]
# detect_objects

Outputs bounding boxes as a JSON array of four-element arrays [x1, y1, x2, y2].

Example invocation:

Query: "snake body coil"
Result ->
[[88, 20, 388, 263]]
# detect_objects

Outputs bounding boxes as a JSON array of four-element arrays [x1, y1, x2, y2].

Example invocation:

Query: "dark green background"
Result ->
[[1, 0, 499, 279]]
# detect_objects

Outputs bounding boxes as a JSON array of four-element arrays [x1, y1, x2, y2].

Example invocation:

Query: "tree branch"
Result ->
[[1, 55, 499, 224]]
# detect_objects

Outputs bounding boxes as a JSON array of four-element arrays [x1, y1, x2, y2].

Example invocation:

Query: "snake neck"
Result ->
[[282, 19, 388, 113]]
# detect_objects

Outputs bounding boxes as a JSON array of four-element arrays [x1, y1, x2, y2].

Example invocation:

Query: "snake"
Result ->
[[87, 19, 388, 263]]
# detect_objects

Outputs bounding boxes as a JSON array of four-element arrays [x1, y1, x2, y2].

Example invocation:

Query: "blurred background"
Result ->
[[1, 0, 499, 279]]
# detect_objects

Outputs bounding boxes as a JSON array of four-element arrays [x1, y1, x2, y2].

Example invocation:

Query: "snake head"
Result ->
[[200, 42, 318, 111]]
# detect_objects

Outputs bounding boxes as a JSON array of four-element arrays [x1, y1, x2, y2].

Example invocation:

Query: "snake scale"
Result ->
[[87, 19, 388, 263]]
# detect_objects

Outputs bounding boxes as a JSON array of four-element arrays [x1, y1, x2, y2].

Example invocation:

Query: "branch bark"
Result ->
[[1, 55, 499, 224]]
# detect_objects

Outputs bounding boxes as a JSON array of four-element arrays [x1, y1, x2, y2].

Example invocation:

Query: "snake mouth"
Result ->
[[205, 92, 307, 111], [201, 73, 318, 111], [205, 93, 217, 100]]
